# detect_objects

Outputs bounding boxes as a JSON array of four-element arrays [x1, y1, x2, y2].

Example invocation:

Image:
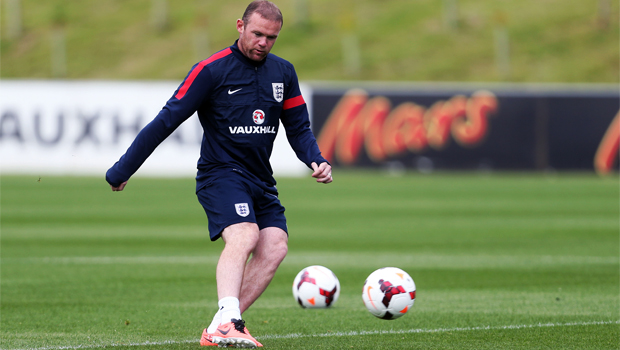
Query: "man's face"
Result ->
[[237, 12, 281, 62]]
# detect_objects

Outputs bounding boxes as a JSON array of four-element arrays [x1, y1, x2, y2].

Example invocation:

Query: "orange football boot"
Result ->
[[200, 328, 218, 346], [211, 319, 262, 348]]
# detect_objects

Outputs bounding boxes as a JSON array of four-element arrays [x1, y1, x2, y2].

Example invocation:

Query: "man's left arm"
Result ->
[[280, 67, 332, 183]]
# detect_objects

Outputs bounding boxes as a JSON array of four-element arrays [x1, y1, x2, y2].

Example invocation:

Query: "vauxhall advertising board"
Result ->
[[0, 80, 308, 177], [310, 84, 619, 175]]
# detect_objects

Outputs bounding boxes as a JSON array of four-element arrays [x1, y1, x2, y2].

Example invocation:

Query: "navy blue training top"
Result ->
[[106, 41, 328, 194]]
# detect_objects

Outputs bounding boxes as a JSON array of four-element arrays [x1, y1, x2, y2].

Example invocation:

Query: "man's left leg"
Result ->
[[239, 227, 288, 313]]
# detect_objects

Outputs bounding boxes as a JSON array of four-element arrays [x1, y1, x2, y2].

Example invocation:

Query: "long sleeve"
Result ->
[[280, 68, 329, 168], [106, 62, 214, 187]]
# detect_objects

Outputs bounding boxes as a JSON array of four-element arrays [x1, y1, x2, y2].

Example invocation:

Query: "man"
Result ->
[[105, 1, 332, 348]]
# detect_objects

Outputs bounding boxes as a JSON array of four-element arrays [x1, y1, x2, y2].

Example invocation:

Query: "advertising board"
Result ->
[[2, 81, 616, 176], [0, 81, 309, 177], [310, 84, 619, 174]]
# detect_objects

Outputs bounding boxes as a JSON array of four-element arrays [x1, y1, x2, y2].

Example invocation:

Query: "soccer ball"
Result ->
[[362, 267, 416, 320], [292, 265, 340, 308]]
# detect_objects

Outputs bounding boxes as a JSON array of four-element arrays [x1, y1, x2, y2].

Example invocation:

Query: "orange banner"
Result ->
[[594, 110, 620, 175], [317, 89, 499, 165]]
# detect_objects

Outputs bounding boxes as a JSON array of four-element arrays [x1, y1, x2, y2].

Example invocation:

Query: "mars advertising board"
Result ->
[[310, 84, 619, 174]]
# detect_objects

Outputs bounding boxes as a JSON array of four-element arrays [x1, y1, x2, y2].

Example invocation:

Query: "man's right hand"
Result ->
[[110, 181, 128, 191]]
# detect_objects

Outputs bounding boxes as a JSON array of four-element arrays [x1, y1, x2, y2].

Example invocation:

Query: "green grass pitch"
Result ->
[[1, 171, 618, 349]]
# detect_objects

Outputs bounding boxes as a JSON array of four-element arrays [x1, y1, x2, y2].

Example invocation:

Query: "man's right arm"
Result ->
[[105, 107, 186, 187], [106, 63, 214, 188]]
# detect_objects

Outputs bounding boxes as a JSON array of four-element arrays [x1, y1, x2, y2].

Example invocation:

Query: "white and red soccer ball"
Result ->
[[362, 267, 416, 320], [292, 265, 340, 308]]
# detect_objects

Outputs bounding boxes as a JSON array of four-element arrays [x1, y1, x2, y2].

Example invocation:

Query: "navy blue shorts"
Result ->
[[196, 173, 288, 241]]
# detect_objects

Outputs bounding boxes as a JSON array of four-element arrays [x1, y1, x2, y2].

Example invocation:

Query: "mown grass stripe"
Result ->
[[3, 254, 617, 267], [14, 320, 619, 350]]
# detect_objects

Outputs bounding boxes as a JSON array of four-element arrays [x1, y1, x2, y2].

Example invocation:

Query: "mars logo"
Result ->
[[317, 89, 498, 165], [594, 110, 620, 175], [253, 109, 266, 125]]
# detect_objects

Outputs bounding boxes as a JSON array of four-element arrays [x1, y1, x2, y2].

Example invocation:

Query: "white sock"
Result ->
[[218, 296, 241, 325], [206, 307, 222, 334]]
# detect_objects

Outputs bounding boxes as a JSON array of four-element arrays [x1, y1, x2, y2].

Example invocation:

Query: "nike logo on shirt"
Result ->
[[228, 88, 242, 95]]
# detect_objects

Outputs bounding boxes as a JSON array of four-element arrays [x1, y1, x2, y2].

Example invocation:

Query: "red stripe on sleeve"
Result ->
[[175, 48, 232, 100], [283, 95, 305, 110]]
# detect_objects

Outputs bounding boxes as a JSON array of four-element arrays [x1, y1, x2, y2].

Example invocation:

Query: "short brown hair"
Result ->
[[242, 1, 283, 27]]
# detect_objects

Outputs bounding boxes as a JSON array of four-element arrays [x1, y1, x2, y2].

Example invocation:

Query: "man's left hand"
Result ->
[[311, 162, 333, 184]]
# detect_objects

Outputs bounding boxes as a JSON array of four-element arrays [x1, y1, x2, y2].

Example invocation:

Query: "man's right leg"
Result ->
[[196, 175, 273, 347], [205, 226, 285, 347], [217, 222, 260, 302], [211, 222, 263, 348]]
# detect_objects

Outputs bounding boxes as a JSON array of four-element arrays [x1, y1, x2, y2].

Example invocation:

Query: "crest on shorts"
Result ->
[[235, 203, 250, 217], [272, 83, 284, 102]]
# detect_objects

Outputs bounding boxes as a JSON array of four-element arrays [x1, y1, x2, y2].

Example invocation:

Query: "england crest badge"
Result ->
[[235, 203, 250, 217], [272, 83, 284, 102]]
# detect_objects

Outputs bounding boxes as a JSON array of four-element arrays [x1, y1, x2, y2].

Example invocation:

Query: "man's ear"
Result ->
[[236, 19, 244, 35]]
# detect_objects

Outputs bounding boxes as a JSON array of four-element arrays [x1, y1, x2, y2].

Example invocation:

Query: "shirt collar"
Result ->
[[231, 40, 267, 67]]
